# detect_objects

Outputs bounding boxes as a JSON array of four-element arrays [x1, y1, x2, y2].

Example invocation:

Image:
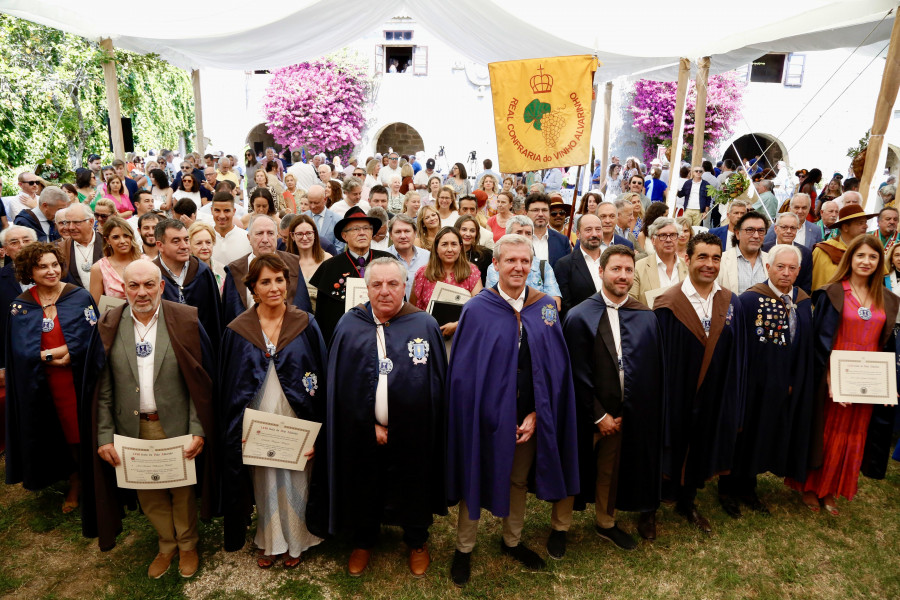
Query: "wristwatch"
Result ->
[[44, 352, 53, 363]]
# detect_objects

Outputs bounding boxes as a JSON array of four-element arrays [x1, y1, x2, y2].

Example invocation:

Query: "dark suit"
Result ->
[[60, 233, 104, 287], [555, 249, 597, 318], [677, 180, 712, 213], [13, 209, 59, 243], [547, 228, 572, 267], [761, 240, 813, 295], [0, 262, 22, 368]]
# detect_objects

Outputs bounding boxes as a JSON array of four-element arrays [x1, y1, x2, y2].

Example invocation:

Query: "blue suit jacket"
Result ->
[[13, 209, 59, 243], [763, 220, 822, 250], [547, 228, 572, 267], [708, 225, 730, 250], [677, 180, 712, 213], [303, 209, 342, 254]]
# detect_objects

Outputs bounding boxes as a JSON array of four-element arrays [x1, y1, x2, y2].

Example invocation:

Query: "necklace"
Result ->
[[375, 322, 393, 375], [74, 240, 94, 272], [39, 284, 63, 333], [134, 312, 159, 357], [260, 309, 285, 357], [695, 289, 713, 333], [849, 281, 872, 320]]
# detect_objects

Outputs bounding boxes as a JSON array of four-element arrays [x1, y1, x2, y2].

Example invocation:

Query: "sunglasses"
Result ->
[[550, 210, 568, 217]]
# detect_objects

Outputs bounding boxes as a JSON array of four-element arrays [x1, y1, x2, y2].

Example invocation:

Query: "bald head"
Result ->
[[124, 261, 164, 316], [124, 260, 161, 284], [307, 184, 327, 214], [841, 191, 862, 207]]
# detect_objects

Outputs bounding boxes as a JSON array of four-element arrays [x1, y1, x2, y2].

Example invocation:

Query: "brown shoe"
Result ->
[[408, 545, 430, 577], [348, 548, 371, 576], [179, 548, 200, 578], [147, 551, 177, 579]]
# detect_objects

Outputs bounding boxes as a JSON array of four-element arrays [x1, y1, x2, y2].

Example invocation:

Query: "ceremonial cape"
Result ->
[[80, 301, 216, 551], [811, 283, 899, 479], [563, 294, 665, 513], [736, 284, 814, 481], [654, 284, 747, 487], [447, 287, 579, 519], [219, 305, 328, 549], [325, 302, 447, 535], [5, 285, 97, 489], [154, 255, 222, 351], [222, 250, 312, 327]]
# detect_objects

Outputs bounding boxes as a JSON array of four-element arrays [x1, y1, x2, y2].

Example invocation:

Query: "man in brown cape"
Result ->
[[80, 261, 217, 578]]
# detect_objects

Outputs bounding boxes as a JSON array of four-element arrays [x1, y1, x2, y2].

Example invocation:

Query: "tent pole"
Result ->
[[599, 82, 613, 192], [860, 13, 900, 209], [100, 38, 125, 161], [566, 164, 582, 241], [192, 69, 206, 155], [691, 57, 711, 168], [666, 58, 692, 217]]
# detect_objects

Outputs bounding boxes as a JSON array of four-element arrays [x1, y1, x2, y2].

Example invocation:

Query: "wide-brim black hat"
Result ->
[[334, 206, 383, 240]]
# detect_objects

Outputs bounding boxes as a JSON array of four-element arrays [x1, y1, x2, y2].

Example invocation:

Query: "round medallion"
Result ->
[[858, 306, 872, 321]]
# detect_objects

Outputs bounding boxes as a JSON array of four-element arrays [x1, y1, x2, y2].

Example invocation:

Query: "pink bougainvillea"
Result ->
[[263, 58, 369, 163], [629, 72, 745, 164]]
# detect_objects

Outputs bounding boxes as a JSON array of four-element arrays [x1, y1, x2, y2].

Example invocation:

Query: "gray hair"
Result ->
[[820, 200, 838, 213], [389, 175, 402, 185], [493, 233, 534, 260], [775, 212, 800, 227], [881, 184, 897, 199], [765, 243, 802, 267], [0, 225, 37, 245], [66, 203, 94, 220], [342, 178, 361, 193], [613, 198, 631, 213], [368, 207, 389, 226], [389, 213, 416, 233], [790, 193, 811, 208], [246, 214, 277, 235], [363, 256, 407, 285], [648, 217, 682, 238], [279, 214, 294, 230], [761, 179, 775, 192], [505, 214, 534, 234], [728, 199, 750, 213], [39, 185, 67, 207], [54, 207, 68, 223]]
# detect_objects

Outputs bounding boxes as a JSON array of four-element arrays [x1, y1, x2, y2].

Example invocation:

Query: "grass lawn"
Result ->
[[2, 462, 900, 599]]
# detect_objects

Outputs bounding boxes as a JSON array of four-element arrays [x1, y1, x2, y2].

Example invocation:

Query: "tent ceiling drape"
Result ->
[[0, 0, 895, 80]]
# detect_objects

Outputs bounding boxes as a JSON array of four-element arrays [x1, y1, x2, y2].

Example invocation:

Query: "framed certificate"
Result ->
[[830, 350, 898, 405], [113, 434, 197, 490], [426, 282, 471, 314], [642, 284, 675, 309], [242, 408, 321, 471], [344, 278, 369, 312], [99, 295, 126, 313]]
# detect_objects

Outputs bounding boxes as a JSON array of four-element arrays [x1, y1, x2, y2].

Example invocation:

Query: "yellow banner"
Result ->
[[489, 55, 598, 173]]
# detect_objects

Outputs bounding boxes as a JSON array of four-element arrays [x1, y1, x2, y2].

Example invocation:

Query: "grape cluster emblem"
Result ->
[[523, 65, 566, 149]]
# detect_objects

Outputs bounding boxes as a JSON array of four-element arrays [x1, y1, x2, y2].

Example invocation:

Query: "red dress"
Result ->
[[786, 281, 883, 500], [30, 288, 79, 444]]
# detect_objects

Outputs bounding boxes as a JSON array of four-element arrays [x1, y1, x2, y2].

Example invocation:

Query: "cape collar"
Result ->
[[227, 303, 309, 354], [15, 282, 78, 305], [154, 254, 200, 288], [747, 282, 809, 304], [356, 300, 421, 323], [486, 285, 547, 310]]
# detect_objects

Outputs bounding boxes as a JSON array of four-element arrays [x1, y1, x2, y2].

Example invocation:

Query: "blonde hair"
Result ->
[[187, 221, 216, 246]]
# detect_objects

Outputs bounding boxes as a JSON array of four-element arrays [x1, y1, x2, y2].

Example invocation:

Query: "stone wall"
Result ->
[[375, 122, 424, 155]]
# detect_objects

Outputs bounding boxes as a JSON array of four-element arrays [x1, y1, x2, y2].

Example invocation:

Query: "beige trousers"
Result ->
[[684, 208, 703, 226], [456, 437, 574, 552], [136, 419, 199, 554]]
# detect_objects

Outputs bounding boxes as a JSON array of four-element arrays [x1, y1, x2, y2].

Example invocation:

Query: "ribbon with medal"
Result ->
[[376, 322, 392, 375], [134, 312, 159, 358]]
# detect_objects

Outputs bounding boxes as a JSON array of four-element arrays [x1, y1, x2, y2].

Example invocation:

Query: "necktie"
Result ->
[[357, 255, 367, 277], [782, 294, 797, 344]]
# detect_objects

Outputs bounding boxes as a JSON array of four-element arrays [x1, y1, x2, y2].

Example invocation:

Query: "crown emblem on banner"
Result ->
[[530, 66, 553, 94]]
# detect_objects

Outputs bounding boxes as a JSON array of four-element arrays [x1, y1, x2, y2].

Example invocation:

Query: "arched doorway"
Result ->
[[245, 123, 283, 157], [375, 122, 425, 156], [886, 144, 900, 179], [722, 133, 788, 173]]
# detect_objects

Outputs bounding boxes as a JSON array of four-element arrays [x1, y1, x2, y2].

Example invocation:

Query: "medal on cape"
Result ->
[[378, 357, 393, 375], [858, 306, 872, 321], [41, 317, 54, 333], [701, 318, 711, 333], [617, 357, 624, 372], [177, 286, 185, 304], [136, 341, 153, 357]]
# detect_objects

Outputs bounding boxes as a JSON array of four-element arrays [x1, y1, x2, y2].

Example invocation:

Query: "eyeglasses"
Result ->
[[741, 227, 767, 236], [776, 225, 799, 232], [344, 226, 373, 234], [654, 233, 678, 240], [61, 218, 91, 226], [292, 231, 315, 238], [353, 172, 366, 177]]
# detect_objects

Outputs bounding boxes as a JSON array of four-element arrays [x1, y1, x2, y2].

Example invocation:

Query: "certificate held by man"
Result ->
[[830, 350, 898, 405], [113, 434, 197, 490], [242, 408, 321, 471]]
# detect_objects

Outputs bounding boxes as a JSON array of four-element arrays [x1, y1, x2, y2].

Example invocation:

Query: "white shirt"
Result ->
[[580, 246, 602, 292], [373, 313, 389, 426], [8, 193, 34, 221], [795, 222, 807, 246], [498, 284, 527, 345], [197, 202, 246, 223], [72, 238, 96, 289], [656, 253, 681, 288], [681, 277, 721, 336], [414, 169, 435, 187], [132, 305, 160, 413], [532, 231, 550, 261], [245, 253, 257, 308], [370, 237, 389, 251], [687, 181, 701, 210], [379, 165, 402, 186], [173, 189, 201, 205], [329, 199, 370, 219], [212, 226, 252, 266], [440, 211, 460, 228], [597, 288, 627, 422]]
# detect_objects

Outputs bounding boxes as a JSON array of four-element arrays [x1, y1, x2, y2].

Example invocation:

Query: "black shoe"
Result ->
[[500, 540, 546, 570], [450, 550, 471, 587], [675, 504, 712, 533], [719, 494, 742, 519], [741, 494, 770, 515], [594, 524, 637, 550], [546, 530, 566, 560], [637, 511, 657, 541]]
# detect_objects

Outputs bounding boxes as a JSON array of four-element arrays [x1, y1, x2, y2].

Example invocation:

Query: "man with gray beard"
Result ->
[[555, 214, 605, 318]]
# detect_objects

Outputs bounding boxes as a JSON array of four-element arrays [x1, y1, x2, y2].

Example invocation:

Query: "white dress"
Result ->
[[247, 350, 322, 558]]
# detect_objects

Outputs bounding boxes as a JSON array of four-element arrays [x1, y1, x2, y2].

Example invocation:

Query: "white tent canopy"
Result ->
[[0, 0, 895, 80]]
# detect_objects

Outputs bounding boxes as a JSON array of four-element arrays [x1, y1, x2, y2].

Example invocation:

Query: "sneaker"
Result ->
[[546, 530, 567, 560], [594, 524, 637, 550], [500, 540, 546, 570], [450, 550, 471, 587]]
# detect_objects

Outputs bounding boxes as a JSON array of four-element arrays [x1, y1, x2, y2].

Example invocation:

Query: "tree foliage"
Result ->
[[0, 14, 194, 195], [263, 51, 370, 163], [628, 73, 745, 165]]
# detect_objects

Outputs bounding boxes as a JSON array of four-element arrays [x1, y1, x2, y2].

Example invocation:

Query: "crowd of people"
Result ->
[[2, 146, 900, 589]]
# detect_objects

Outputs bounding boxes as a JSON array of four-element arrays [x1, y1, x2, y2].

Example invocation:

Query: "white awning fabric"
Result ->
[[0, 0, 895, 80]]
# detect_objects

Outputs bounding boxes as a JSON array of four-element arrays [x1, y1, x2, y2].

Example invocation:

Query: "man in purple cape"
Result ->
[[446, 234, 579, 587]]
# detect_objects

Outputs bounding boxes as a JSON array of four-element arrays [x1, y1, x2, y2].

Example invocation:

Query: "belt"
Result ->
[[139, 412, 159, 421]]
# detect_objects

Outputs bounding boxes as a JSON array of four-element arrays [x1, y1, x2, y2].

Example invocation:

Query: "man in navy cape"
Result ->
[[563, 245, 665, 546], [152, 219, 222, 350], [222, 214, 311, 325], [719, 245, 815, 517], [447, 234, 579, 587], [79, 265, 216, 553], [653, 232, 747, 533], [325, 258, 447, 578]]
